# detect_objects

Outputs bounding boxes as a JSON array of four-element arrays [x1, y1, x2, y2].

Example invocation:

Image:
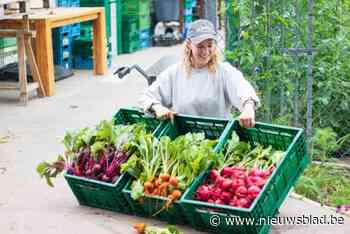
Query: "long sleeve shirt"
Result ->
[[138, 62, 260, 119]]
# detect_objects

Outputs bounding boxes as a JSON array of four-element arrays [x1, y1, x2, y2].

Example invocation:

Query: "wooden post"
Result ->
[[17, 32, 27, 104], [34, 19, 54, 96], [23, 14, 45, 96], [92, 9, 107, 75]]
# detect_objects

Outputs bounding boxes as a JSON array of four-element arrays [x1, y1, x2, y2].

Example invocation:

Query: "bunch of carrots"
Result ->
[[143, 174, 182, 201]]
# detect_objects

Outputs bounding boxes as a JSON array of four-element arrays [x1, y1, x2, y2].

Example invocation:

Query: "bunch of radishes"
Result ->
[[194, 131, 284, 208], [195, 165, 274, 208]]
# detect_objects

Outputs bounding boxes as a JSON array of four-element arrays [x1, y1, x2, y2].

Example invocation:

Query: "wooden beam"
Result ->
[[50, 14, 98, 28], [0, 30, 35, 37], [0, 82, 38, 91], [0, 0, 29, 5]]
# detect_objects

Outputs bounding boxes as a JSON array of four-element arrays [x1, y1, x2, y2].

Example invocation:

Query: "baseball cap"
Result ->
[[187, 19, 217, 45]]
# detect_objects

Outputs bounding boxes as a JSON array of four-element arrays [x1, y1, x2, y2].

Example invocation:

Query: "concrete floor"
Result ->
[[0, 45, 349, 234]]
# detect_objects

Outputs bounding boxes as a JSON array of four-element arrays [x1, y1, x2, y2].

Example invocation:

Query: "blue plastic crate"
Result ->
[[54, 45, 72, 61], [140, 38, 150, 49], [139, 29, 150, 41], [73, 55, 111, 70], [53, 32, 72, 49], [53, 25, 71, 35], [55, 57, 73, 69], [71, 0, 80, 7], [56, 0, 70, 7], [71, 24, 81, 37]]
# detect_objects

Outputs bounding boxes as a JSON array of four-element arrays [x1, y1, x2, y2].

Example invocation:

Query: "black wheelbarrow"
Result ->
[[114, 55, 178, 86]]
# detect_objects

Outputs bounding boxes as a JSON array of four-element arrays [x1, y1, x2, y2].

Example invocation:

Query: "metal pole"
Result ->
[[306, 0, 314, 152]]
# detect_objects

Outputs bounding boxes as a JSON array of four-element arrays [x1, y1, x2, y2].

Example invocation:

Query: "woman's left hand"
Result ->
[[239, 102, 256, 128]]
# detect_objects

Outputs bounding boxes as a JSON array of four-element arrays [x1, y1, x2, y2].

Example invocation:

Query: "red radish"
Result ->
[[237, 198, 250, 208], [232, 166, 246, 172], [249, 169, 267, 177], [232, 170, 246, 180], [214, 176, 224, 188], [221, 179, 233, 191], [209, 169, 219, 181], [221, 191, 232, 203], [248, 176, 266, 187], [236, 186, 248, 197], [208, 199, 215, 203], [247, 185, 261, 198], [215, 199, 225, 205], [221, 167, 234, 177], [196, 185, 210, 201], [229, 200, 237, 206], [231, 178, 245, 191], [211, 188, 223, 200]]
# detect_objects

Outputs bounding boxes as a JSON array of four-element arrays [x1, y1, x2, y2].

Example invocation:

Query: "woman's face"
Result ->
[[189, 39, 215, 68]]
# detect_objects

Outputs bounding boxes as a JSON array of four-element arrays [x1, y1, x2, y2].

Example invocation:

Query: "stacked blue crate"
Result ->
[[139, 28, 150, 49], [53, 31, 72, 69], [53, 0, 80, 69]]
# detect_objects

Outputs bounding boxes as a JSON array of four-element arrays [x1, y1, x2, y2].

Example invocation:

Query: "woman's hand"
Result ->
[[239, 101, 256, 128], [151, 104, 176, 122]]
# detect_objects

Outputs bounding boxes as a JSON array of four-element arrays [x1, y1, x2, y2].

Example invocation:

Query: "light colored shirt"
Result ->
[[138, 62, 260, 119]]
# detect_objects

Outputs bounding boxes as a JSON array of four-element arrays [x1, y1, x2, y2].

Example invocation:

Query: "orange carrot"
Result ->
[[169, 177, 178, 187], [171, 189, 182, 200], [133, 223, 146, 234], [160, 174, 170, 182], [152, 188, 160, 196], [159, 182, 169, 191], [144, 181, 154, 191], [154, 178, 161, 187]]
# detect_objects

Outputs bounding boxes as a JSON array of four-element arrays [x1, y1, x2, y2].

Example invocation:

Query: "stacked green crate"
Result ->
[[74, 0, 112, 69], [115, 0, 122, 54], [80, 0, 112, 45], [121, 0, 151, 53], [0, 38, 16, 49], [72, 22, 112, 69], [0, 38, 17, 69]]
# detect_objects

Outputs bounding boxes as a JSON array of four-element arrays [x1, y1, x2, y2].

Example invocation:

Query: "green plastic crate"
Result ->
[[0, 37, 16, 49], [112, 107, 164, 137], [180, 120, 309, 234], [122, 0, 150, 16], [122, 114, 231, 224], [139, 14, 151, 30], [64, 172, 131, 213], [80, 0, 112, 40], [64, 107, 164, 214]]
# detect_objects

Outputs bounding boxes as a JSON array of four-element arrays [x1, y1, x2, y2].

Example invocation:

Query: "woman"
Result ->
[[139, 19, 259, 128]]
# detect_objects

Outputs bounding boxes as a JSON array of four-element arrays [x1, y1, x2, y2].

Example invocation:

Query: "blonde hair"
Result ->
[[182, 40, 219, 77]]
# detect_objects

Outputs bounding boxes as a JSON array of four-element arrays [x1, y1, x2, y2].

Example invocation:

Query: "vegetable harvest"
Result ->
[[121, 132, 222, 209], [36, 120, 147, 186], [195, 132, 284, 208]]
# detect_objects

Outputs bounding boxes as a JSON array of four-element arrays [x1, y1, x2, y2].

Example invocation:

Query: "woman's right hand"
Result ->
[[151, 104, 176, 122]]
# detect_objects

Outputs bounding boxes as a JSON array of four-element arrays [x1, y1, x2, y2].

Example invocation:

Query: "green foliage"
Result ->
[[311, 128, 339, 160], [295, 164, 350, 207], [123, 132, 222, 199], [225, 0, 350, 155]]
